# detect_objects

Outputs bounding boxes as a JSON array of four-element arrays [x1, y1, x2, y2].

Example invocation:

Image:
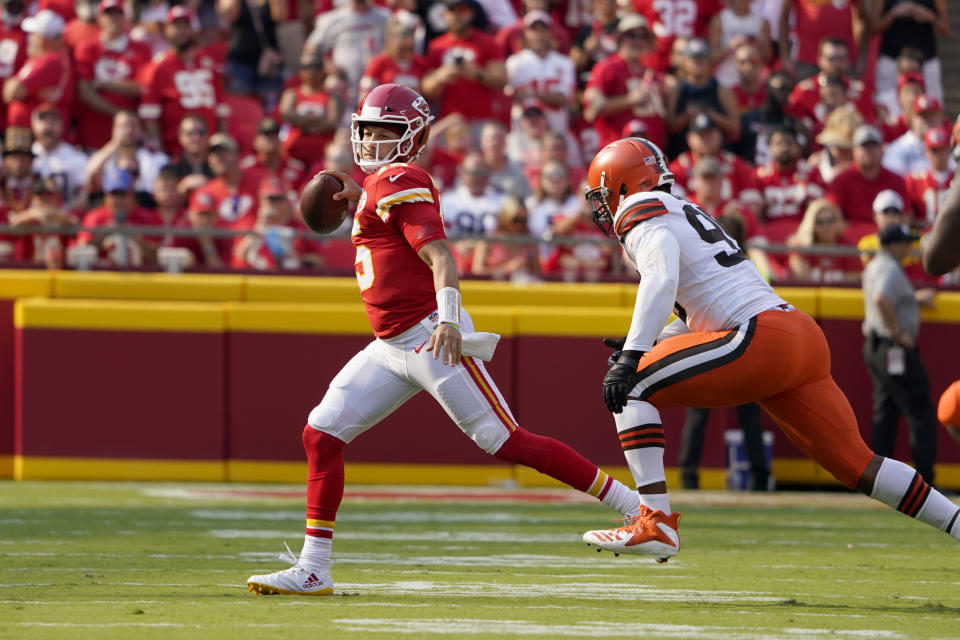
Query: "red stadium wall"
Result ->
[[3, 271, 960, 488]]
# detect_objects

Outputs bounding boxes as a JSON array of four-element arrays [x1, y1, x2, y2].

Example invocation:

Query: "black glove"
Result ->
[[603, 350, 644, 414], [603, 336, 626, 367]]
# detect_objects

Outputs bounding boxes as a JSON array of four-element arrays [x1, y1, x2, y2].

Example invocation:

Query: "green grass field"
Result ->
[[1, 481, 958, 639]]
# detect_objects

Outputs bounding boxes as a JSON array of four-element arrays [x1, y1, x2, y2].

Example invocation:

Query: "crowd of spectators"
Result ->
[[0, 0, 955, 286]]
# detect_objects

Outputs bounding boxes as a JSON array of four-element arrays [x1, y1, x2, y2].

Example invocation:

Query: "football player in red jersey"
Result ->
[[246, 84, 643, 597]]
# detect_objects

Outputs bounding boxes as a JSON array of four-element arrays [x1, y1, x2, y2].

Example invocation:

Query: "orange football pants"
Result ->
[[632, 308, 874, 489]]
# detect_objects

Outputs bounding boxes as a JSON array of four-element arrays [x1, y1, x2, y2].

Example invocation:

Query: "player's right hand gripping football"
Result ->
[[603, 350, 643, 414], [317, 170, 362, 202]]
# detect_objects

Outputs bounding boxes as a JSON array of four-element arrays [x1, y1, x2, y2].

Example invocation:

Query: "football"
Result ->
[[300, 173, 348, 234]]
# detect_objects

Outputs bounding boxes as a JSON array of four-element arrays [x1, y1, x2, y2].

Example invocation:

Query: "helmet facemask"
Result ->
[[585, 171, 624, 238], [350, 111, 429, 173]]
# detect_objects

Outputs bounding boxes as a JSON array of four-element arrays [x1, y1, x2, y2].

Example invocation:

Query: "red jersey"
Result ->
[[281, 86, 337, 167], [786, 73, 874, 126], [239, 155, 307, 192], [361, 53, 429, 93], [63, 19, 99, 52], [352, 163, 446, 338], [881, 113, 908, 143], [826, 166, 909, 225], [790, 245, 862, 284], [73, 35, 151, 148], [748, 161, 826, 225], [169, 217, 233, 267], [76, 205, 162, 265], [191, 171, 262, 227], [0, 24, 27, 130], [732, 84, 766, 114], [138, 47, 228, 155], [789, 0, 862, 66], [670, 150, 757, 205], [632, 0, 722, 72], [8, 50, 74, 127], [427, 28, 504, 121], [585, 53, 665, 148], [905, 168, 953, 228]]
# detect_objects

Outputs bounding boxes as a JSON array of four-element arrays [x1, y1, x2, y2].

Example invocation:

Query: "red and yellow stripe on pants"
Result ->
[[629, 308, 875, 489]]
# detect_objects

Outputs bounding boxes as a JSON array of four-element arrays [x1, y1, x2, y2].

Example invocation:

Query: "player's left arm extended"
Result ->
[[602, 226, 680, 414], [419, 239, 463, 366]]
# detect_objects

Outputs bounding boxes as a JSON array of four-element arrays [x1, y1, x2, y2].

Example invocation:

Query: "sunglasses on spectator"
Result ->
[[543, 170, 567, 180], [815, 216, 837, 225], [183, 128, 207, 137], [823, 55, 847, 62], [881, 207, 903, 215], [621, 30, 650, 40], [464, 169, 489, 176], [736, 56, 759, 65]]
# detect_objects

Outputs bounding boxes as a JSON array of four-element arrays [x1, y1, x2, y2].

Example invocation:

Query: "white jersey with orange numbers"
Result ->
[[614, 189, 785, 352]]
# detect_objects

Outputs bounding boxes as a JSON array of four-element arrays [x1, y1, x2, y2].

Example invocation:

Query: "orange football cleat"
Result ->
[[582, 506, 680, 560]]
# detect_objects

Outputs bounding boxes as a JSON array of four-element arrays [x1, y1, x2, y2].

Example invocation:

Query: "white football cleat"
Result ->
[[247, 541, 333, 596], [583, 506, 681, 560], [247, 565, 333, 596]]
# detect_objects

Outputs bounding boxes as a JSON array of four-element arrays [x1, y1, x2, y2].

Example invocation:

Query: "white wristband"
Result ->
[[437, 287, 461, 329]]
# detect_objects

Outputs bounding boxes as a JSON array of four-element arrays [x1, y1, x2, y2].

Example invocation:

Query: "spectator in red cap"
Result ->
[[496, 0, 570, 56], [232, 176, 318, 270], [30, 103, 88, 210], [422, 0, 507, 125], [583, 13, 665, 149], [73, 0, 151, 150], [778, 0, 870, 80], [905, 126, 954, 228], [138, 6, 229, 156], [0, 0, 27, 131], [633, 0, 723, 73], [171, 190, 232, 269], [278, 48, 343, 168], [879, 69, 925, 143], [505, 9, 575, 135], [871, 0, 948, 107], [828, 124, 911, 226], [883, 94, 948, 177], [2, 9, 74, 128]]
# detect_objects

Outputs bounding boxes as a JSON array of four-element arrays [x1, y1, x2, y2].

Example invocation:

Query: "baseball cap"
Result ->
[[924, 126, 950, 149], [520, 97, 545, 116], [257, 117, 281, 136], [21, 9, 64, 38], [913, 94, 943, 115], [31, 102, 59, 121], [208, 133, 238, 152], [621, 118, 648, 138], [258, 177, 286, 199], [693, 156, 723, 177], [616, 13, 649, 35], [166, 5, 195, 24], [897, 71, 925, 92], [852, 124, 883, 147], [189, 191, 216, 212], [103, 167, 133, 193], [872, 189, 904, 214], [879, 223, 919, 246], [3, 126, 33, 156], [685, 39, 711, 59], [98, 0, 124, 12], [522, 9, 552, 28], [689, 113, 718, 133]]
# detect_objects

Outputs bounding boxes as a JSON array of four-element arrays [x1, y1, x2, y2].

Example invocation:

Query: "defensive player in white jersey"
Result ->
[[580, 137, 960, 560], [245, 84, 642, 596]]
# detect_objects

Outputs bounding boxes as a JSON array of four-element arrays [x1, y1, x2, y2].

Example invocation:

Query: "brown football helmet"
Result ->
[[585, 137, 673, 237]]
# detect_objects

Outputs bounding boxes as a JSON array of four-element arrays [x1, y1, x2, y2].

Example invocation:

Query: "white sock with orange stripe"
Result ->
[[615, 401, 671, 515], [300, 535, 332, 571], [870, 457, 960, 539]]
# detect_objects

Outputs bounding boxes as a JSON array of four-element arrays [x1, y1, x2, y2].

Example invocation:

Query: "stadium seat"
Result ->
[[225, 95, 265, 154]]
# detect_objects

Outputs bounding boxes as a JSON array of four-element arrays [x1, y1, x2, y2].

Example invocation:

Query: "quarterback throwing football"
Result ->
[[247, 84, 642, 596], [581, 137, 960, 560]]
